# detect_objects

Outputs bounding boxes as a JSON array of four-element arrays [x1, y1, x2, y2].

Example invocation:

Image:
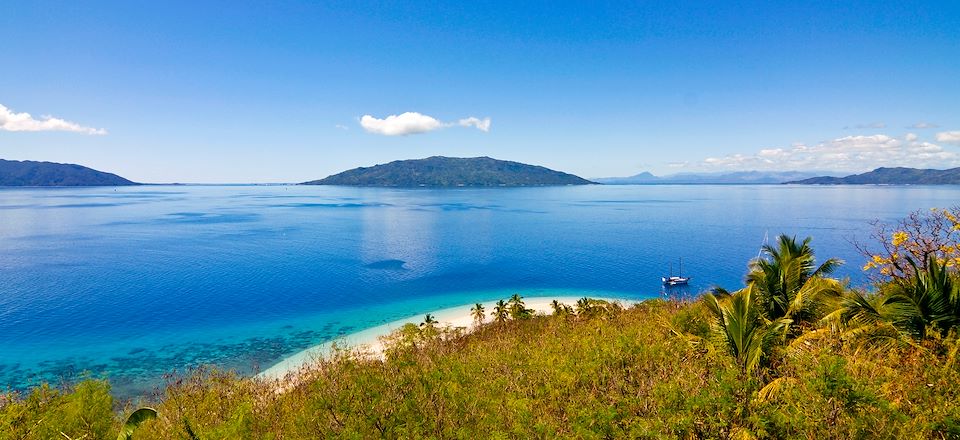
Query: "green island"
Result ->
[[0, 159, 137, 187], [786, 166, 960, 185], [301, 156, 594, 187], [4, 208, 960, 439]]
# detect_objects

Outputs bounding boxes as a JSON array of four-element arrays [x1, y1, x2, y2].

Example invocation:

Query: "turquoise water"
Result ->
[[1, 184, 958, 397]]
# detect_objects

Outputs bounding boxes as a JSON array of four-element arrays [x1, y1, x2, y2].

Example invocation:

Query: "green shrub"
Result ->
[[0, 379, 115, 440], [4, 298, 960, 438]]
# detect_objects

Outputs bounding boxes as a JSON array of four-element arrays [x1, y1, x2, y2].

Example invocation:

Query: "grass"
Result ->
[[3, 298, 958, 439]]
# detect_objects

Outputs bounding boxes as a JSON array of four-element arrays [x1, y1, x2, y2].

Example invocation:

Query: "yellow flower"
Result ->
[[892, 231, 909, 247]]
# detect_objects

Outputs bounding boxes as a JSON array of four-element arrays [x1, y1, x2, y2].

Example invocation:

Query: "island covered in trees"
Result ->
[[302, 156, 593, 187], [0, 159, 136, 186], [787, 166, 960, 185]]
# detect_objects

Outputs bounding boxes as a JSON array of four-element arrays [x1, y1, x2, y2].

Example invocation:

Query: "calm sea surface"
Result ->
[[1, 184, 958, 397]]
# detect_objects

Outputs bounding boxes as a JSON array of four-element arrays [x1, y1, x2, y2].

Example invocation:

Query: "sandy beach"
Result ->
[[258, 296, 635, 381]]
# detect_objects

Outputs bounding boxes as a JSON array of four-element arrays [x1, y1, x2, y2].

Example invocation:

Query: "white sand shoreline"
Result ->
[[257, 295, 636, 381]]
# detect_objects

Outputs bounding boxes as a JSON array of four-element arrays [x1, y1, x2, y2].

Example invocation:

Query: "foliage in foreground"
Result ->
[[3, 208, 960, 438], [4, 296, 959, 439]]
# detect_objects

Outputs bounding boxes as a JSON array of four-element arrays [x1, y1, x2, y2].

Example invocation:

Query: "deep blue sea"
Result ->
[[1, 184, 958, 398]]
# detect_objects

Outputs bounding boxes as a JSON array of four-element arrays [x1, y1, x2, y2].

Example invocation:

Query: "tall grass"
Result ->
[[4, 298, 957, 438]]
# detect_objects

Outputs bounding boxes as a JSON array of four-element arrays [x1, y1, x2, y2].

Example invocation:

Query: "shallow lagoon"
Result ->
[[1, 184, 958, 397]]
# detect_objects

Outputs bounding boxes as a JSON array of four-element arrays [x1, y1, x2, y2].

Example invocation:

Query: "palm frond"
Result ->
[[755, 376, 797, 404], [812, 257, 844, 277], [117, 407, 158, 440], [704, 286, 787, 374], [787, 327, 832, 351], [745, 234, 845, 333]]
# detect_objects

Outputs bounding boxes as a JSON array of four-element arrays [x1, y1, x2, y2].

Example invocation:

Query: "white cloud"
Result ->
[[359, 111, 491, 136], [701, 133, 960, 172], [360, 112, 442, 136], [0, 103, 107, 135], [936, 131, 960, 145], [335, 124, 350, 130], [457, 117, 491, 132], [909, 122, 939, 129]]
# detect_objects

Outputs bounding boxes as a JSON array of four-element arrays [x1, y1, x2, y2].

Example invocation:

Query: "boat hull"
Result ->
[[662, 276, 690, 286]]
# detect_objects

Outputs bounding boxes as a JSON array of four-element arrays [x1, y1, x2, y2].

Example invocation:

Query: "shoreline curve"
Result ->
[[258, 295, 637, 381]]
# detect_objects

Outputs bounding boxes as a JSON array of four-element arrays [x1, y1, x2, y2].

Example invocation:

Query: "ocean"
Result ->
[[1, 184, 957, 397]]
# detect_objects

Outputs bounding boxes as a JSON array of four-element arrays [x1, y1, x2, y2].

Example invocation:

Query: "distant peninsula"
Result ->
[[786, 167, 960, 185], [303, 156, 593, 187], [0, 159, 137, 187]]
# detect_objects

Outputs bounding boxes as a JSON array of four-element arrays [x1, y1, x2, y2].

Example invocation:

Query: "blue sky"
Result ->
[[1, 1, 958, 183]]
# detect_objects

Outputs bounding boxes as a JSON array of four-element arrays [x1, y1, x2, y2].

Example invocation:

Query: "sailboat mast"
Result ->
[[757, 230, 769, 261]]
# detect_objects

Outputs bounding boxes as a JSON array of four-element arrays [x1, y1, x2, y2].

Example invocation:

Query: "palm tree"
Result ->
[[550, 299, 564, 316], [420, 313, 438, 328], [831, 289, 886, 331], [824, 288, 904, 348], [492, 300, 509, 323], [575, 297, 592, 316], [703, 285, 791, 374], [880, 256, 960, 340], [508, 294, 531, 319], [831, 256, 960, 349], [746, 234, 844, 334], [470, 303, 486, 325]]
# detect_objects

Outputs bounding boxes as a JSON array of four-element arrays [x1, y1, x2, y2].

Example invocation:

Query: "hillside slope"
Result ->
[[0, 159, 137, 186], [5, 298, 957, 439], [786, 167, 960, 184], [303, 156, 593, 187]]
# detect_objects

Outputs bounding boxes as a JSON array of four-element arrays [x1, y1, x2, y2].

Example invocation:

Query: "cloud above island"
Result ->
[[0, 103, 107, 135], [936, 131, 960, 145], [456, 116, 492, 132], [359, 112, 491, 136], [701, 133, 960, 172]]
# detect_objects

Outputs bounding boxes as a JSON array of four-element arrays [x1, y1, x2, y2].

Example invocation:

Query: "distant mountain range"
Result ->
[[0, 159, 137, 186], [303, 156, 593, 187], [594, 170, 835, 185], [8, 157, 956, 187], [786, 167, 960, 185]]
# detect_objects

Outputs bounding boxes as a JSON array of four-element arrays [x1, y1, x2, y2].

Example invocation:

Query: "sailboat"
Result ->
[[662, 258, 691, 286]]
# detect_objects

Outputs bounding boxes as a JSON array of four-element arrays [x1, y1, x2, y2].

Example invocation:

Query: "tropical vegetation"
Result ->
[[3, 208, 960, 438], [788, 166, 960, 185], [302, 156, 593, 187]]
